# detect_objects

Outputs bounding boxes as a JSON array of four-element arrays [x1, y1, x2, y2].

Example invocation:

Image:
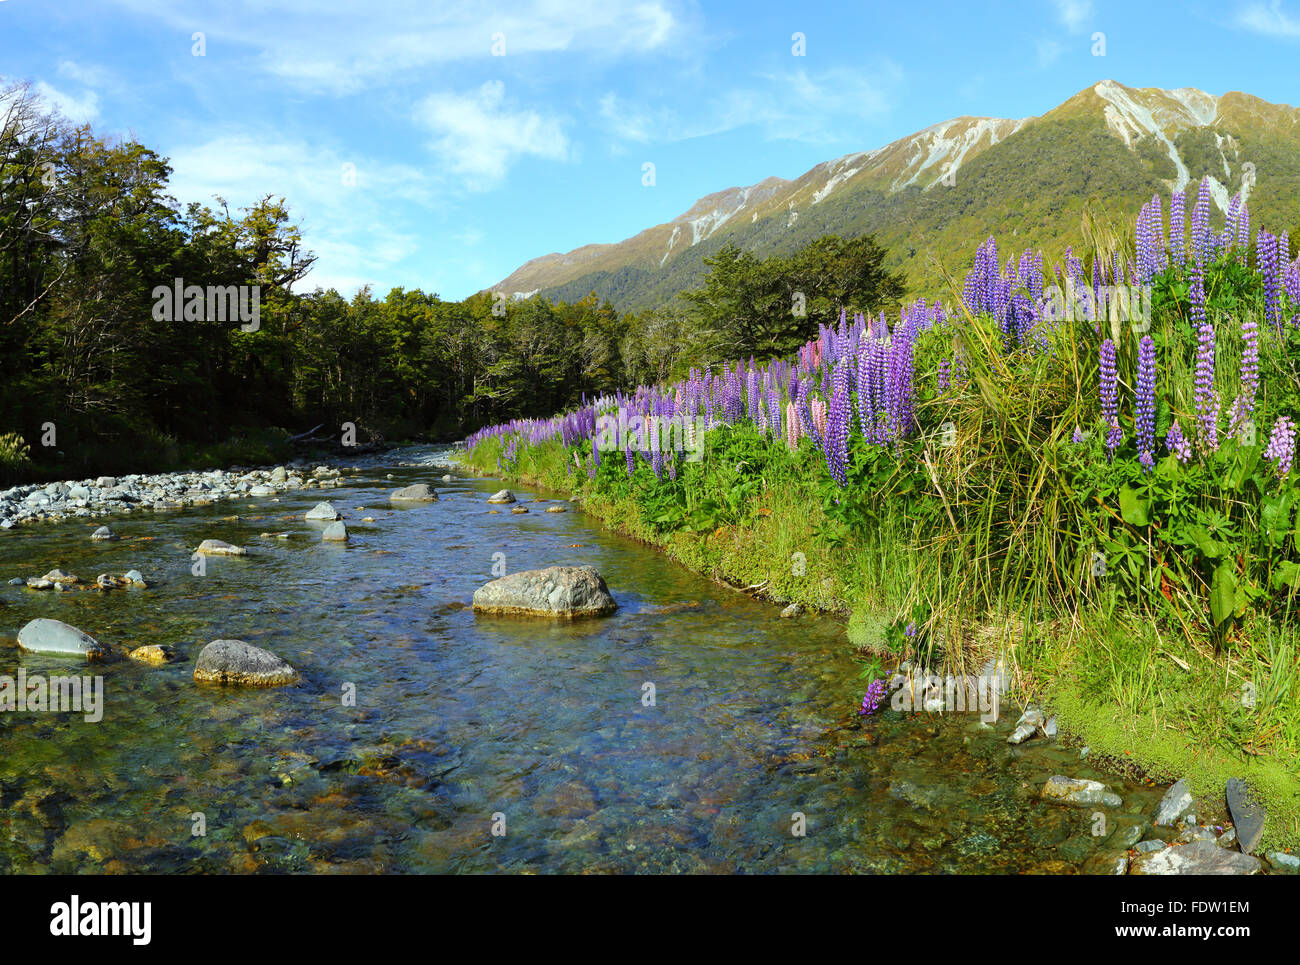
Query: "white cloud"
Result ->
[[1236, 0, 1300, 36], [163, 132, 437, 295], [1053, 0, 1094, 31], [33, 81, 99, 124], [414, 80, 569, 188], [707, 66, 899, 143], [104, 0, 689, 95]]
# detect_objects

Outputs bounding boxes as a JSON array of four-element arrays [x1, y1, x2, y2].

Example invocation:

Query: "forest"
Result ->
[[0, 82, 904, 482]]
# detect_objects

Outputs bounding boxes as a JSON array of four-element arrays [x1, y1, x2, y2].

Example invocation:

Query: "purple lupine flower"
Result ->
[[824, 383, 850, 487], [1165, 422, 1191, 464], [1100, 338, 1121, 459], [859, 678, 888, 716], [1192, 180, 1211, 264], [855, 341, 873, 437], [1222, 192, 1242, 258], [1259, 229, 1281, 330], [1194, 319, 1219, 452], [1240, 312, 1259, 425], [1169, 190, 1185, 264], [1136, 335, 1156, 470], [1072, 425, 1085, 444], [1264, 416, 1296, 477], [1190, 257, 1207, 327]]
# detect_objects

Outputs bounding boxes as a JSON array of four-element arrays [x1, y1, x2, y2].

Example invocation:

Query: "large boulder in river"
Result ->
[[486, 489, 516, 504], [17, 619, 107, 659], [305, 501, 340, 520], [321, 521, 348, 542], [472, 565, 617, 618], [390, 484, 437, 502], [193, 640, 299, 687]]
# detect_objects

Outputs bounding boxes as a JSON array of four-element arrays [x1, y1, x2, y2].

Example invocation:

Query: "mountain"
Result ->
[[490, 81, 1300, 311]]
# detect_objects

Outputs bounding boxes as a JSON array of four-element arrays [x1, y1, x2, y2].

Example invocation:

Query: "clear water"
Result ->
[[0, 445, 1164, 873]]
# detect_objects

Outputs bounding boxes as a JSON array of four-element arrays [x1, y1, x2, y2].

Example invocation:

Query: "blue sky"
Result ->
[[1, 0, 1296, 300]]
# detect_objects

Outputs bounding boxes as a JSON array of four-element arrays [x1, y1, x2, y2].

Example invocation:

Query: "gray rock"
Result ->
[[1112, 823, 1145, 849], [1007, 706, 1045, 745], [441, 475, 455, 483], [486, 489, 516, 504], [248, 484, 276, 497], [390, 484, 437, 502], [91, 525, 117, 541], [1154, 778, 1194, 826], [7, 577, 25, 586], [1043, 715, 1058, 738], [16, 619, 107, 659], [305, 501, 340, 520], [193, 640, 299, 688], [1129, 839, 1261, 875], [1217, 827, 1237, 849], [1040, 776, 1123, 808], [472, 565, 617, 618], [195, 539, 246, 556], [1226, 778, 1266, 854], [1266, 852, 1300, 874], [123, 569, 147, 586], [321, 521, 348, 542], [95, 476, 116, 488], [1176, 825, 1218, 844], [1134, 839, 1168, 854], [780, 603, 802, 619]]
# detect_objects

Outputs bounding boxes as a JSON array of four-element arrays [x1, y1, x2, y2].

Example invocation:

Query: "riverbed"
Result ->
[[0, 445, 1168, 873]]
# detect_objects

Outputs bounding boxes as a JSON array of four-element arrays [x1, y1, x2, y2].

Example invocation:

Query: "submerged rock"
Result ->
[[472, 565, 617, 618], [305, 501, 340, 520], [195, 539, 247, 556], [1129, 840, 1261, 875], [123, 569, 147, 586], [193, 640, 299, 687], [780, 603, 802, 619], [1226, 778, 1266, 854], [16, 619, 107, 659], [510, 506, 529, 514], [486, 489, 516, 504], [545, 505, 567, 513], [1154, 778, 1195, 826], [390, 484, 437, 502], [321, 521, 348, 542], [128, 645, 174, 665], [1040, 776, 1123, 808]]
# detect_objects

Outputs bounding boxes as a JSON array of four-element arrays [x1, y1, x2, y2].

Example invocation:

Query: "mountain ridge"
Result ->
[[491, 81, 1300, 310]]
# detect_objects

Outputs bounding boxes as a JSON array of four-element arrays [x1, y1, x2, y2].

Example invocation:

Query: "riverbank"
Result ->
[[464, 432, 1300, 855], [0, 462, 354, 531]]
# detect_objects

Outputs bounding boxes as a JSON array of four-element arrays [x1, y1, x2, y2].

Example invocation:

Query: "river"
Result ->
[[0, 445, 1164, 873]]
